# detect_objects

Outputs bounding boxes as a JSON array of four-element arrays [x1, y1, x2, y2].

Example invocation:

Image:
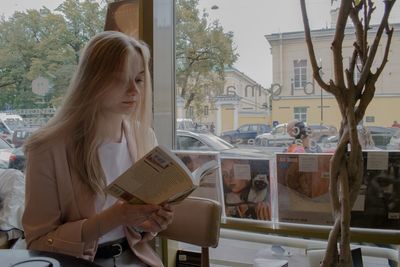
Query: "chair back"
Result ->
[[159, 197, 222, 267]]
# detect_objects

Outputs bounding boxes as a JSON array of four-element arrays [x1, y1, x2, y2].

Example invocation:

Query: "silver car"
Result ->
[[176, 130, 269, 158]]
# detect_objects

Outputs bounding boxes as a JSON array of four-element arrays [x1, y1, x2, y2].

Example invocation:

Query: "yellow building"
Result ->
[[265, 18, 400, 128], [177, 67, 271, 135]]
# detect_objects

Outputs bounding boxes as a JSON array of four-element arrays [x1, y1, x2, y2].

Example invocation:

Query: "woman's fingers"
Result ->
[[118, 202, 160, 226]]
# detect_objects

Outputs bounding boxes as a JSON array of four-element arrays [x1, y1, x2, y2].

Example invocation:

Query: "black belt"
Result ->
[[96, 238, 130, 259]]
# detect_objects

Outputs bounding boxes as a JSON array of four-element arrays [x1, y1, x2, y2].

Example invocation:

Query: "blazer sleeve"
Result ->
[[22, 147, 90, 257]]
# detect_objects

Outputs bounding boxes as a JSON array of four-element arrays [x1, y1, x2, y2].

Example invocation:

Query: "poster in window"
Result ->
[[351, 151, 400, 230], [220, 157, 272, 222], [276, 153, 333, 225]]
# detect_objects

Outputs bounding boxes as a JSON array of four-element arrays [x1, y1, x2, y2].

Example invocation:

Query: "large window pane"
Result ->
[[175, 0, 400, 155], [0, 0, 106, 172]]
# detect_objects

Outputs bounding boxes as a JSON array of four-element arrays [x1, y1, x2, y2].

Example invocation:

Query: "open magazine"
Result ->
[[105, 145, 219, 205]]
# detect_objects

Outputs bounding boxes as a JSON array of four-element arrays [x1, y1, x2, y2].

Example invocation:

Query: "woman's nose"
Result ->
[[127, 82, 139, 95]]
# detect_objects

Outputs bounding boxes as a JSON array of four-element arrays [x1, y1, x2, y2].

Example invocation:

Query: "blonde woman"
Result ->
[[22, 31, 174, 267]]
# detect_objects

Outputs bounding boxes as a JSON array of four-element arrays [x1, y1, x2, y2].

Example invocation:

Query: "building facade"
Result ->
[[265, 20, 400, 129], [177, 67, 271, 135]]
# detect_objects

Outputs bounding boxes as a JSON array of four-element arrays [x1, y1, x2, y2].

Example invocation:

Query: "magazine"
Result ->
[[105, 145, 219, 205]]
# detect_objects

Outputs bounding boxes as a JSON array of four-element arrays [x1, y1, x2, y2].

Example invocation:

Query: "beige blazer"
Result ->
[[22, 123, 163, 266]]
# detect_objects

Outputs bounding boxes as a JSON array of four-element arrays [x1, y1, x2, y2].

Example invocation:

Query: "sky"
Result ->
[[2, 0, 400, 87]]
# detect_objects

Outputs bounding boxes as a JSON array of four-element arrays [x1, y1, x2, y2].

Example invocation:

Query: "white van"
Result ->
[[176, 118, 195, 130], [0, 113, 24, 143]]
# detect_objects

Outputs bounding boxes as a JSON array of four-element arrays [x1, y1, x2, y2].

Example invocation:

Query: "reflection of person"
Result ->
[[221, 159, 270, 220], [357, 125, 377, 150], [210, 122, 215, 134], [286, 120, 321, 153], [392, 120, 400, 128], [22, 32, 174, 266]]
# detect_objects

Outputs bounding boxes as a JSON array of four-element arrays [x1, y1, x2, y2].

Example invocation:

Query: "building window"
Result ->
[[294, 107, 307, 122], [187, 106, 194, 119], [365, 116, 375, 123], [293, 59, 307, 88], [204, 105, 209, 116]]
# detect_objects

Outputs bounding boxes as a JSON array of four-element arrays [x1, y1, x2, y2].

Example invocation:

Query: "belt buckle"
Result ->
[[112, 243, 123, 257]]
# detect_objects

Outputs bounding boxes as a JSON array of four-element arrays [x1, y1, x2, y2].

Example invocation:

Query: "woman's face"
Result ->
[[222, 160, 249, 193], [101, 52, 145, 116]]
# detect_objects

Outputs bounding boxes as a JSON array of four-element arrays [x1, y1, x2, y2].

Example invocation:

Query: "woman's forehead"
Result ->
[[126, 50, 144, 73]]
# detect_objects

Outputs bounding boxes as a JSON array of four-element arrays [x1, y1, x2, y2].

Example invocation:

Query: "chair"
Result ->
[[159, 197, 222, 267]]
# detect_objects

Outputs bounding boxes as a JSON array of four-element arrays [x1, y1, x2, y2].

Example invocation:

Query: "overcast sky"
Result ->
[[2, 0, 400, 87]]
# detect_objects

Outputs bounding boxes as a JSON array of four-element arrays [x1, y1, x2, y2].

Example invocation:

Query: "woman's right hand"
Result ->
[[114, 201, 161, 227]]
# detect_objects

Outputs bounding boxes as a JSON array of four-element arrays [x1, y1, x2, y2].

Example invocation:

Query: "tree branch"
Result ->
[[331, 0, 352, 89], [374, 26, 394, 78], [0, 81, 16, 88], [358, 0, 395, 87], [349, 2, 364, 60]]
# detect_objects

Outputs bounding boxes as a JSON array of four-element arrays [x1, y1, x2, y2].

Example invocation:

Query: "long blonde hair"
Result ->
[[25, 31, 154, 195]]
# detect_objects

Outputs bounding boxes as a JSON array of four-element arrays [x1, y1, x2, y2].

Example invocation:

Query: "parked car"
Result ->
[[0, 137, 13, 169], [220, 123, 272, 145], [308, 124, 338, 142], [176, 130, 269, 158], [12, 126, 38, 147], [8, 146, 25, 171], [387, 128, 400, 150], [255, 123, 293, 147], [176, 118, 195, 131], [365, 126, 397, 149], [255, 123, 338, 148]]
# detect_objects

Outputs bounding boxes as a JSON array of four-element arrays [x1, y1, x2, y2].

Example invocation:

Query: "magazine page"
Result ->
[[174, 151, 222, 202], [276, 153, 333, 225], [220, 157, 272, 222], [351, 150, 400, 230], [107, 145, 194, 204]]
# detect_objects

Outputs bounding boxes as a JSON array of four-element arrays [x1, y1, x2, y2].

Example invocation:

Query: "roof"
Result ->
[[265, 23, 400, 44]]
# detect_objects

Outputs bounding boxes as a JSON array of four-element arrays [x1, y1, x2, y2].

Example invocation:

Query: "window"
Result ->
[[204, 105, 209, 116], [294, 107, 307, 122], [238, 125, 249, 133], [293, 59, 307, 88]]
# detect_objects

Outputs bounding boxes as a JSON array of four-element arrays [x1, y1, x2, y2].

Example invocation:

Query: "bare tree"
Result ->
[[300, 0, 396, 266]]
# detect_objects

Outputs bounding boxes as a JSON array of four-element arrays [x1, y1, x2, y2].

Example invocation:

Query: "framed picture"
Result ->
[[173, 151, 222, 203], [276, 153, 333, 225], [220, 157, 272, 222], [104, 0, 141, 39], [351, 151, 400, 230]]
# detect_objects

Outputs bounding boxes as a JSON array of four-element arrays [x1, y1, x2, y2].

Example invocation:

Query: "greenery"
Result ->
[[176, 0, 238, 121], [0, 0, 237, 120], [0, 0, 107, 110]]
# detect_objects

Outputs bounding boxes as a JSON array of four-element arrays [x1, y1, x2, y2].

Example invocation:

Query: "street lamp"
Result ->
[[318, 58, 324, 126]]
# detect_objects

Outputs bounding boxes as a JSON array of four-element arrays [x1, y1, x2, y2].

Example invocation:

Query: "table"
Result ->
[[0, 249, 101, 267]]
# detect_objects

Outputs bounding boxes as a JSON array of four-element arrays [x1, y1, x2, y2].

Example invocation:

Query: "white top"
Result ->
[[97, 133, 133, 244]]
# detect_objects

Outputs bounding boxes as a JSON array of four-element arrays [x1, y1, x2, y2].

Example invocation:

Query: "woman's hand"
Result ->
[[138, 204, 175, 233], [114, 201, 161, 227]]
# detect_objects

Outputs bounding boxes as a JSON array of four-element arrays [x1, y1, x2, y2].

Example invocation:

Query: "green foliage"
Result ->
[[0, 0, 106, 110], [176, 0, 238, 121]]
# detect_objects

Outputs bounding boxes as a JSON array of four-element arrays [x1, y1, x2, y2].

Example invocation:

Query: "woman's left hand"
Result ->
[[137, 204, 174, 241]]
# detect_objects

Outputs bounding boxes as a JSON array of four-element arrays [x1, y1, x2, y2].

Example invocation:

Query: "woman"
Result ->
[[22, 31, 174, 267]]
